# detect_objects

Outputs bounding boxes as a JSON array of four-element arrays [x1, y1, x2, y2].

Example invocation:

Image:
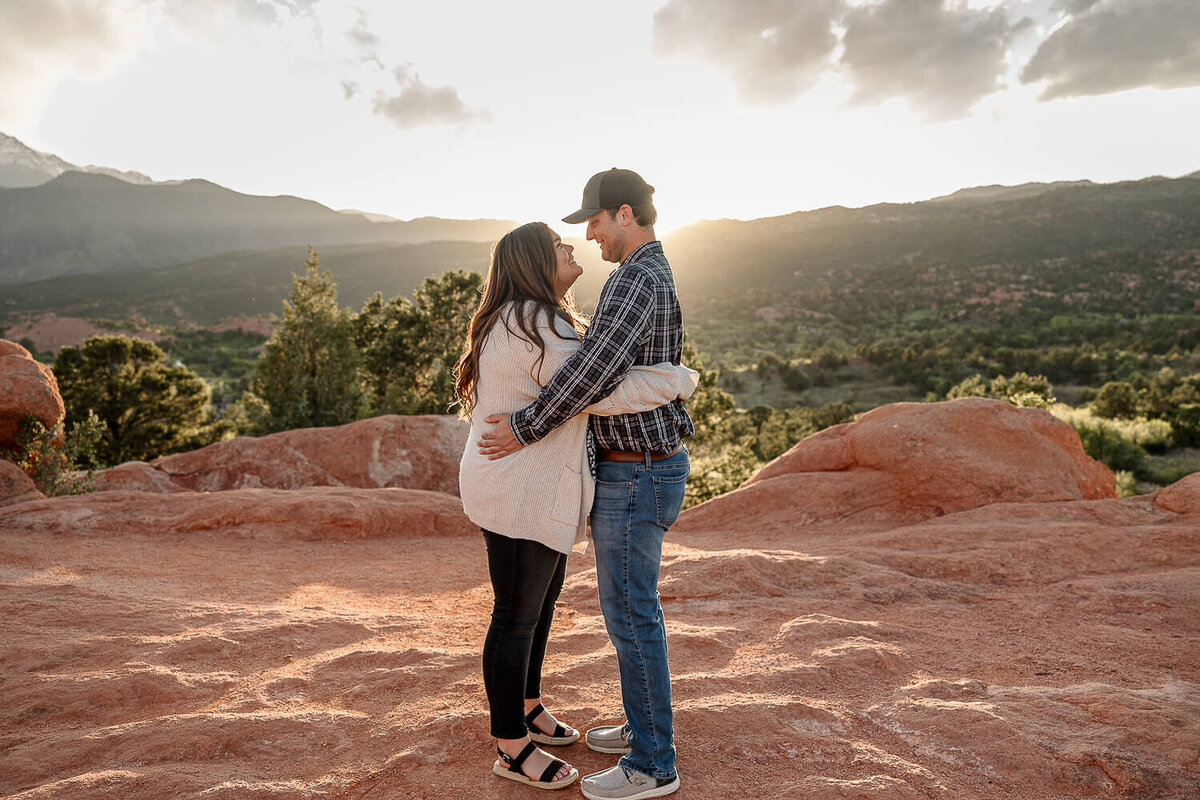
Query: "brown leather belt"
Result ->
[[597, 443, 684, 463]]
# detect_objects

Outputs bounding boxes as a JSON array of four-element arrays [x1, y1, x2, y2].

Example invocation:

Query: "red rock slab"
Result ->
[[4, 407, 1198, 800], [1155, 472, 1200, 515], [0, 485, 476, 540], [92, 414, 470, 496], [1, 480, 1198, 799], [86, 461, 187, 494], [681, 398, 1115, 532], [0, 459, 43, 507]]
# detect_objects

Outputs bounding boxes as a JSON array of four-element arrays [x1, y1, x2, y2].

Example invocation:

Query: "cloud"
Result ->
[[343, 7, 384, 70], [0, 0, 150, 126], [1021, 0, 1200, 100], [840, 0, 1030, 120], [652, 0, 844, 104], [653, 0, 1028, 119], [160, 0, 280, 30], [336, 8, 487, 132], [371, 64, 491, 130], [347, 7, 380, 49], [158, 0, 319, 41], [0, 0, 323, 127]]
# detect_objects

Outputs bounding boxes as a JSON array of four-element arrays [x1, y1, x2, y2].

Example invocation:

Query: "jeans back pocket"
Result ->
[[651, 472, 687, 529]]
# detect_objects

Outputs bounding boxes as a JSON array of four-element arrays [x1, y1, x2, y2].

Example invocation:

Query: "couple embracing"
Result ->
[[454, 168, 695, 799]]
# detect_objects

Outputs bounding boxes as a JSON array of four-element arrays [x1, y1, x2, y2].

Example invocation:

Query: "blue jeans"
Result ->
[[590, 448, 689, 781]]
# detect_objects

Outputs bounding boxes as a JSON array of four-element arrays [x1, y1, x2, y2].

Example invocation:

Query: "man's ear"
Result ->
[[618, 204, 633, 226]]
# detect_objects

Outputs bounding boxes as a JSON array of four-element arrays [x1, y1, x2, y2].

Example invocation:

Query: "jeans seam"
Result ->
[[632, 470, 660, 771]]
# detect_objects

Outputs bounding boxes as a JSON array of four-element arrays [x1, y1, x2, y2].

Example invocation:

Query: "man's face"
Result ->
[[585, 208, 624, 264]]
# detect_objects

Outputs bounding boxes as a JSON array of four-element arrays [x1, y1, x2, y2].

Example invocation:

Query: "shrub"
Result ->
[[1171, 404, 1200, 448], [1053, 406, 1143, 473], [1072, 420, 1145, 473], [3, 412, 105, 496], [781, 365, 811, 392], [813, 346, 845, 370], [947, 372, 1055, 407], [1114, 470, 1138, 498], [947, 375, 988, 399], [812, 401, 854, 430], [1090, 381, 1140, 419], [684, 442, 760, 509]]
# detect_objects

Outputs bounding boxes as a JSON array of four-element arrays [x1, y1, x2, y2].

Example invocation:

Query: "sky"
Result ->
[[2, 0, 1199, 233]]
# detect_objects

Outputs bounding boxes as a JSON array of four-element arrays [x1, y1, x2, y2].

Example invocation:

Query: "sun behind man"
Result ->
[[478, 168, 692, 799]]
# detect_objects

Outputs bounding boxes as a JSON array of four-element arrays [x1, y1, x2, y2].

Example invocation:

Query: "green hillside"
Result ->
[[662, 174, 1200, 297], [0, 241, 494, 326]]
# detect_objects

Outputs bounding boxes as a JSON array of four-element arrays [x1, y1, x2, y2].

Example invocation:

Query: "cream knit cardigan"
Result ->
[[459, 302, 699, 555]]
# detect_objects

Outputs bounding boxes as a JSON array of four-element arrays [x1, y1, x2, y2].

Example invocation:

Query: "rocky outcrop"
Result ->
[[92, 414, 470, 495], [0, 339, 64, 451], [1, 485, 476, 540], [0, 459, 42, 507], [1, 399, 1196, 800], [681, 397, 1115, 532], [1155, 471, 1200, 515]]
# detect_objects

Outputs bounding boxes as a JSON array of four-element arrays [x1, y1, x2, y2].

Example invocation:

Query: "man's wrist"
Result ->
[[509, 409, 537, 447]]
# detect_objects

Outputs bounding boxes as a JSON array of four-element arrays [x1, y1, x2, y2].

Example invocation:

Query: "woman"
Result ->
[[454, 222, 697, 790]]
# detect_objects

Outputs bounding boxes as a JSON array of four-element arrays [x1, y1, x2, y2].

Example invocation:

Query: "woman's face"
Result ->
[[551, 236, 583, 298]]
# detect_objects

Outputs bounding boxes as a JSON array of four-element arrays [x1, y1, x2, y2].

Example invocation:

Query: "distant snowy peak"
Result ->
[[0, 131, 154, 189], [75, 164, 155, 185]]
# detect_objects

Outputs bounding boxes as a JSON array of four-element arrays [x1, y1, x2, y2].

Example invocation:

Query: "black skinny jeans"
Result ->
[[481, 529, 568, 739]]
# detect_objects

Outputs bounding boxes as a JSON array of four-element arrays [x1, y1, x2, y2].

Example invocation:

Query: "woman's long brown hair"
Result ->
[[453, 222, 586, 419]]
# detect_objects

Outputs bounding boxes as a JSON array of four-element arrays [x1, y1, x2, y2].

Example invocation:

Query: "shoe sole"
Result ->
[[580, 775, 679, 800], [585, 740, 632, 754], [531, 730, 581, 746], [494, 761, 579, 791]]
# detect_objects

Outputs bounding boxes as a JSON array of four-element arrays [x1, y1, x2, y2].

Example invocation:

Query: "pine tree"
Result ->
[[248, 247, 366, 432], [54, 335, 211, 466], [354, 270, 482, 415]]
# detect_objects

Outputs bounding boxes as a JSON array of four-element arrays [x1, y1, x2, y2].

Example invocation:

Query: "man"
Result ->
[[478, 167, 692, 800]]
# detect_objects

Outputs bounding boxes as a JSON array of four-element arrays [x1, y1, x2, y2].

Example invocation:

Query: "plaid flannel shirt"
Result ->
[[510, 241, 695, 452]]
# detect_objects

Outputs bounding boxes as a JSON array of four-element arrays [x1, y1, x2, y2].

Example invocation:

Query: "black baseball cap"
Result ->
[[562, 168, 655, 224]]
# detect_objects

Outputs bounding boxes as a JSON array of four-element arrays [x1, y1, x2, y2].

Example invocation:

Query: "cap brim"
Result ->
[[561, 207, 600, 224]]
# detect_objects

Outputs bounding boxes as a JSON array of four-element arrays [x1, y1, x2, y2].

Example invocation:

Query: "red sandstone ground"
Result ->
[[1, 399, 1198, 799]]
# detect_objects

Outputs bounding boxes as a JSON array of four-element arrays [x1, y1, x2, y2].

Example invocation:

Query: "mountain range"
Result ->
[[0, 132, 514, 286], [0, 131, 154, 188], [576, 170, 1200, 301], [1, 130, 1197, 325], [0, 171, 514, 285]]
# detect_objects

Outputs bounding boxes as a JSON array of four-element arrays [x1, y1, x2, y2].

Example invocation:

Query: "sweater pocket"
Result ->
[[549, 464, 583, 527]]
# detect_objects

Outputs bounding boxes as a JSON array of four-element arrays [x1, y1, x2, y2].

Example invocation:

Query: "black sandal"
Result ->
[[525, 703, 581, 745], [493, 741, 578, 790]]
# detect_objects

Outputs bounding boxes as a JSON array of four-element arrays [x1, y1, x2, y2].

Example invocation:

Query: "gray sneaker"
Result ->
[[585, 721, 632, 754], [581, 765, 680, 800]]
